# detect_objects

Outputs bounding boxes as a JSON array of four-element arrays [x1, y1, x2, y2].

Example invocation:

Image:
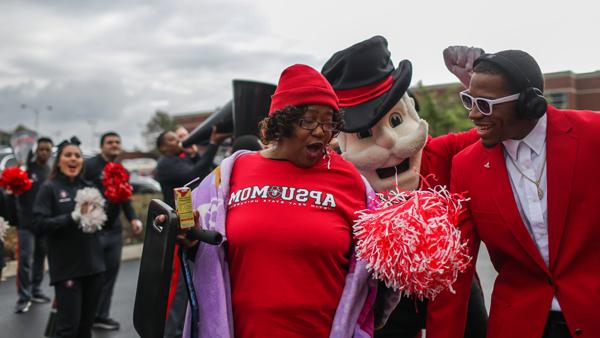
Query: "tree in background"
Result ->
[[0, 125, 34, 148], [143, 110, 177, 152], [412, 81, 472, 137]]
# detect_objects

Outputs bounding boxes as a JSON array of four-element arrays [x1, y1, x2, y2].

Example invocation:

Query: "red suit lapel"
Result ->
[[477, 107, 577, 275], [545, 107, 577, 270], [483, 145, 550, 274]]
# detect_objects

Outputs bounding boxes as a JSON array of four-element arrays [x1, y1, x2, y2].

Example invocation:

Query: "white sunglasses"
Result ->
[[459, 90, 520, 116]]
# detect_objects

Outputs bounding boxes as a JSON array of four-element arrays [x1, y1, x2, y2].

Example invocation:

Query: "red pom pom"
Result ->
[[102, 163, 133, 204], [0, 167, 32, 196], [354, 185, 472, 300]]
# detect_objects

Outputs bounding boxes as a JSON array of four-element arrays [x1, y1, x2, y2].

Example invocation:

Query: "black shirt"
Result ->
[[84, 154, 137, 232], [0, 188, 17, 225], [17, 160, 51, 229], [33, 173, 105, 284], [155, 143, 218, 208], [0, 189, 12, 269]]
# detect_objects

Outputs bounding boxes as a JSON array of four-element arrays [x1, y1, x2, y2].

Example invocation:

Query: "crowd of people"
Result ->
[[1, 40, 599, 338], [0, 134, 134, 337], [0, 126, 239, 338]]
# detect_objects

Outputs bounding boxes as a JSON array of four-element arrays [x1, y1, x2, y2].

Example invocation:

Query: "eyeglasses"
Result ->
[[298, 119, 338, 132], [459, 90, 520, 116]]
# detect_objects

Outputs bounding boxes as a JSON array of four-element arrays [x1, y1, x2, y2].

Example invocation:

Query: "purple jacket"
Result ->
[[183, 151, 398, 338]]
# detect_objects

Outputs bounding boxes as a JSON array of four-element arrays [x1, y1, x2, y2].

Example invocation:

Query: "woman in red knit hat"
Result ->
[[177, 64, 389, 338]]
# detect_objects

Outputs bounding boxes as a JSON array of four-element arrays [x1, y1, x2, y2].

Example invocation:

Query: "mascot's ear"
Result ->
[[401, 93, 422, 122], [407, 90, 420, 113]]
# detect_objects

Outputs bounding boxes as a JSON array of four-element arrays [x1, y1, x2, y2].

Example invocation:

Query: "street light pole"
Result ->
[[20, 104, 52, 133]]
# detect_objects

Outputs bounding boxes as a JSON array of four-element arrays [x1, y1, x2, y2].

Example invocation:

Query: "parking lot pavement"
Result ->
[[0, 259, 141, 338], [0, 245, 498, 338]]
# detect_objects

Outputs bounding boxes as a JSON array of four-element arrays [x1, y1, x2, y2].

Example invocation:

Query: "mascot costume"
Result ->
[[321, 36, 488, 338]]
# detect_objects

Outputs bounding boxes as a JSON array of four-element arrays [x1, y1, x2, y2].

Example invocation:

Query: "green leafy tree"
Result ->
[[412, 81, 472, 137], [0, 125, 33, 147], [143, 110, 177, 152], [14, 124, 32, 132]]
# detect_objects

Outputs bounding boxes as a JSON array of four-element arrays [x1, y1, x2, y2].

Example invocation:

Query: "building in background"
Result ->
[[172, 110, 213, 132], [415, 70, 600, 111], [544, 71, 600, 110]]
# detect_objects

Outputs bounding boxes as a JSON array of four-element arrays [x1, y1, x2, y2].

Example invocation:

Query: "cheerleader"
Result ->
[[33, 137, 105, 338]]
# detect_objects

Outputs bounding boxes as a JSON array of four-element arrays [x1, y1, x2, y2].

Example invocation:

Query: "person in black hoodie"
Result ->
[[33, 137, 105, 338], [84, 131, 142, 331], [155, 126, 230, 208], [14, 137, 54, 313]]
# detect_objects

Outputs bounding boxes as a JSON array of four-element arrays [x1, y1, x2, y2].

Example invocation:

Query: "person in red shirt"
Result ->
[[167, 63, 388, 337], [226, 64, 367, 338]]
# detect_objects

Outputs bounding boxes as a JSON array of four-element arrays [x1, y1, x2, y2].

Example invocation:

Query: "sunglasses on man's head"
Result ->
[[459, 90, 520, 116]]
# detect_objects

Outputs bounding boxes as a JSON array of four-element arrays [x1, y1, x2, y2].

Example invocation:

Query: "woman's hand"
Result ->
[[152, 212, 199, 249], [176, 210, 201, 248], [80, 202, 93, 215]]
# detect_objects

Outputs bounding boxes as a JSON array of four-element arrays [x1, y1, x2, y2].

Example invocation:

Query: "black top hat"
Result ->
[[322, 35, 412, 132]]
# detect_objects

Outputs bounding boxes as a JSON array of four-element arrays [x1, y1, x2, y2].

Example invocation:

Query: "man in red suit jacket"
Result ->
[[427, 50, 600, 338]]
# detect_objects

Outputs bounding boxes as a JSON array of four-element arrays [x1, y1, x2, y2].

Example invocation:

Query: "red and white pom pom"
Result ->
[[0, 167, 32, 196], [74, 187, 107, 234], [0, 216, 8, 242], [102, 162, 133, 204], [353, 185, 472, 300]]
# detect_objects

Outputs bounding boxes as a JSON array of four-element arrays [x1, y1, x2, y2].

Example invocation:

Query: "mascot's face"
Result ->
[[339, 93, 429, 192]]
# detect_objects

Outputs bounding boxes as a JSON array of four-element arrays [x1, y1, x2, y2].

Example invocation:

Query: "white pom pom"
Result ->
[[0, 216, 8, 242], [74, 187, 107, 234]]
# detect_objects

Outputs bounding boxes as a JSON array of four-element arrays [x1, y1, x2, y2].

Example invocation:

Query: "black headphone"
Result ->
[[476, 53, 547, 120]]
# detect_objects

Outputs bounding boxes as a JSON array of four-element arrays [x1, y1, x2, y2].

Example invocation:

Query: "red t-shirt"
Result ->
[[226, 152, 366, 338]]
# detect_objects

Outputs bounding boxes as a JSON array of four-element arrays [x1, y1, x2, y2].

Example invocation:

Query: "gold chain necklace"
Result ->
[[507, 150, 547, 200]]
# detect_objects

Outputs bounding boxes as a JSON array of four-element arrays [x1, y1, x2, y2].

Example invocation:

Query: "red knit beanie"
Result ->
[[269, 64, 339, 116]]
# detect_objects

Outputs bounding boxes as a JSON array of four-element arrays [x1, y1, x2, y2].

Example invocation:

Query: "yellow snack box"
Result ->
[[174, 187, 194, 229]]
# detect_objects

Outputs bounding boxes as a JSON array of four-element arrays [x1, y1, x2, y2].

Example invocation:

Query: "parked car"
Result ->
[[121, 158, 157, 177], [0, 153, 17, 172], [129, 173, 161, 194]]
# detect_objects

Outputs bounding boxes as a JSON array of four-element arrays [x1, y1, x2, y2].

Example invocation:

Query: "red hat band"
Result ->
[[335, 75, 393, 107]]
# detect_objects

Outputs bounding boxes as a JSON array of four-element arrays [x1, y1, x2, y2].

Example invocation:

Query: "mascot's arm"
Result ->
[[426, 128, 479, 171], [425, 157, 480, 338]]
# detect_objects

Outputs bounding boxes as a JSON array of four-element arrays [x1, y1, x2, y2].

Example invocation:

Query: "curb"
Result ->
[[2, 243, 143, 279]]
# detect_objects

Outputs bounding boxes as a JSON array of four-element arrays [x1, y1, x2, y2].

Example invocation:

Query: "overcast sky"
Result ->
[[1, 0, 597, 151]]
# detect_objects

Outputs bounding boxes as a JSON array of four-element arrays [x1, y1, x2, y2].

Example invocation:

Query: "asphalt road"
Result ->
[[0, 259, 141, 338], [0, 248, 497, 338]]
